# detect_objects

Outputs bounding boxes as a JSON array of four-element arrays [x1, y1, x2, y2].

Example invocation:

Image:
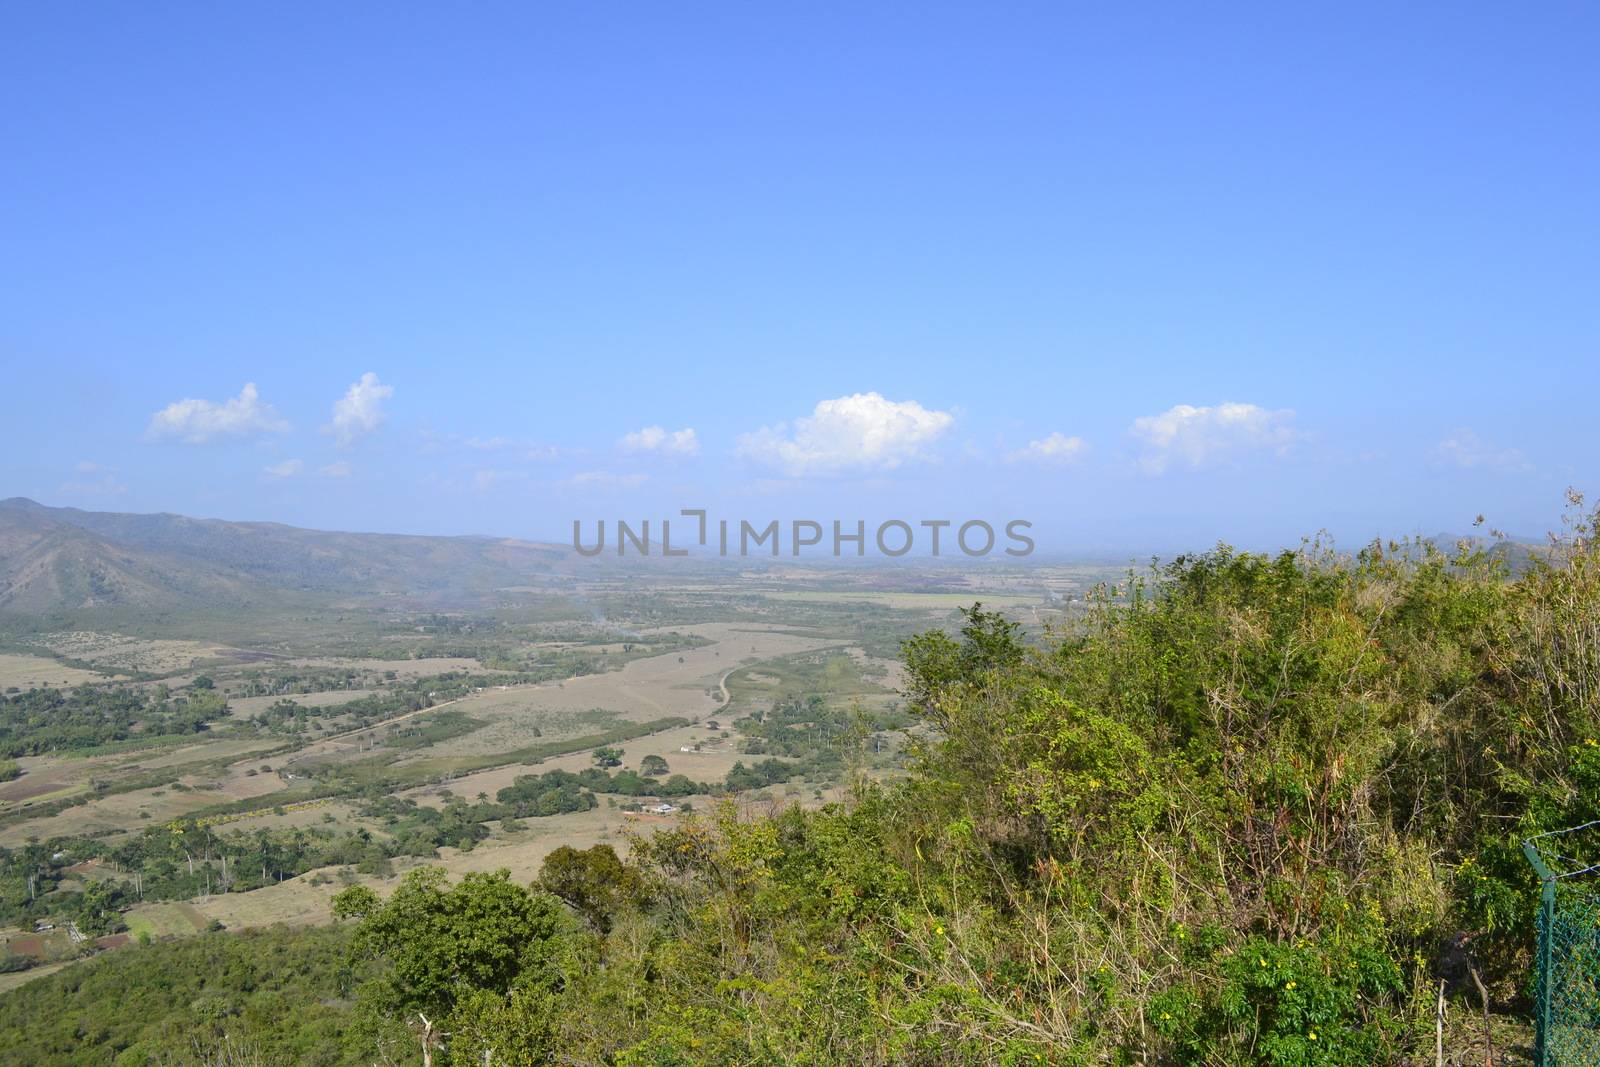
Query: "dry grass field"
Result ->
[[283, 656, 486, 678], [194, 807, 634, 929], [0, 653, 118, 689], [122, 737, 281, 773], [344, 624, 837, 766], [758, 589, 1042, 610], [0, 736, 288, 843], [0, 764, 287, 846], [400, 719, 743, 809], [32, 632, 240, 675], [213, 799, 366, 834], [193, 870, 366, 929]]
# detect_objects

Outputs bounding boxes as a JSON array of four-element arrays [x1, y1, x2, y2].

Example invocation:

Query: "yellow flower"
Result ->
[[1160, 1012, 1172, 1020], [1259, 957, 1268, 967], [1309, 1031, 1318, 1041], [934, 925, 945, 936], [1285, 981, 1296, 990], [1587, 738, 1598, 748]]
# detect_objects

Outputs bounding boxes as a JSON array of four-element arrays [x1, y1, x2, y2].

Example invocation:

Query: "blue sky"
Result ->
[[3, 4, 1596, 552]]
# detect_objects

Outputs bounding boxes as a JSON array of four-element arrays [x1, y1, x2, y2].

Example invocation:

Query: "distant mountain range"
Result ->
[[0, 498, 573, 616], [0, 497, 1551, 620]]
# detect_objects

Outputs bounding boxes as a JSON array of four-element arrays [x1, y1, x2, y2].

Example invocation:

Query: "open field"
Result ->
[[0, 653, 118, 689], [195, 806, 640, 929], [0, 736, 287, 836], [0, 763, 287, 845], [0, 925, 74, 960], [123, 737, 281, 772], [213, 799, 366, 834], [281, 656, 488, 678], [29, 632, 247, 675], [401, 719, 744, 809], [757, 590, 1043, 609], [123, 901, 207, 940], [273, 624, 832, 774], [193, 870, 371, 929], [457, 622, 830, 720]]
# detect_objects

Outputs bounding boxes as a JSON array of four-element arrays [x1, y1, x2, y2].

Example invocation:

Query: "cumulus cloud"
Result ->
[[736, 392, 954, 475], [1130, 402, 1297, 473], [145, 383, 289, 444], [263, 459, 304, 479], [59, 461, 127, 497], [1432, 429, 1531, 472], [325, 372, 393, 447], [619, 425, 699, 455], [1008, 432, 1087, 465]]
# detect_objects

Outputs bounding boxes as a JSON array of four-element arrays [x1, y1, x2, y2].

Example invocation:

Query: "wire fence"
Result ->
[[1524, 822, 1600, 1067]]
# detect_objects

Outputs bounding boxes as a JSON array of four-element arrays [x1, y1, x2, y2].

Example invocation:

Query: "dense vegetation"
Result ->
[[9, 502, 1600, 1064], [0, 685, 225, 756], [0, 925, 368, 1065]]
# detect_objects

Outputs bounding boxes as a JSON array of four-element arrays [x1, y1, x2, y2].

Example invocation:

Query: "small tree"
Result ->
[[640, 754, 670, 777], [537, 844, 646, 933], [592, 746, 624, 768], [333, 868, 567, 1066]]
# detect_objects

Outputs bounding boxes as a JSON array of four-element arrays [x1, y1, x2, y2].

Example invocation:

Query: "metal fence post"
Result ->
[[1539, 876, 1556, 1067], [1525, 839, 1555, 1067]]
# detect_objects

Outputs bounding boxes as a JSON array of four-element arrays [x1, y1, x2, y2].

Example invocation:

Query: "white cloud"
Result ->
[[59, 461, 127, 496], [1130, 402, 1297, 473], [325, 372, 393, 447], [736, 392, 954, 475], [263, 459, 304, 479], [146, 383, 289, 444], [318, 461, 352, 478], [1432, 429, 1531, 472], [619, 425, 699, 455], [1008, 432, 1087, 465], [565, 471, 649, 489]]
